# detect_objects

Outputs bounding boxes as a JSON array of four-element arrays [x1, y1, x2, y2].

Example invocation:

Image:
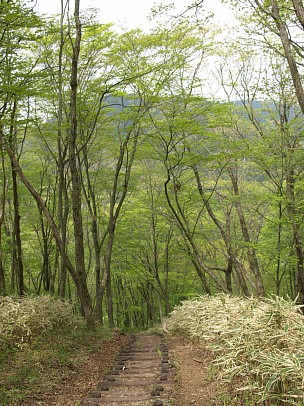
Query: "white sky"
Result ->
[[34, 0, 234, 28]]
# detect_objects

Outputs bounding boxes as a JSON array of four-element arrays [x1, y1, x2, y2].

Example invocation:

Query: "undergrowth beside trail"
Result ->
[[165, 294, 304, 405], [0, 295, 114, 405], [0, 295, 82, 351]]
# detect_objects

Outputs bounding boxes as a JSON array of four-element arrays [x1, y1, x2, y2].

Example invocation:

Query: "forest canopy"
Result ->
[[0, 0, 303, 329]]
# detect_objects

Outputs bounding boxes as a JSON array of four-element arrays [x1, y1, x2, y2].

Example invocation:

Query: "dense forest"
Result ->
[[0, 0, 304, 330]]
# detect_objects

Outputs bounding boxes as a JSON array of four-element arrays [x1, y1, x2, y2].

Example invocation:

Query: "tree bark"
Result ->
[[0, 131, 95, 327], [228, 168, 265, 296], [164, 172, 227, 293], [81, 144, 104, 321], [57, 0, 69, 299], [192, 164, 250, 295], [106, 274, 114, 328], [291, 0, 304, 30], [11, 168, 24, 296], [0, 147, 7, 295], [270, 0, 304, 114], [67, 0, 95, 328], [9, 99, 24, 296], [286, 169, 304, 305], [164, 229, 172, 315], [98, 126, 140, 319]]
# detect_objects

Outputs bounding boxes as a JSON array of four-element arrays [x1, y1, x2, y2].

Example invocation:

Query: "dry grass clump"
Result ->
[[165, 294, 304, 404], [0, 295, 81, 350]]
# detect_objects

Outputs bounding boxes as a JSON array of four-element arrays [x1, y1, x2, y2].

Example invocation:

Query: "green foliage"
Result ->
[[166, 294, 304, 404], [1, 0, 304, 335]]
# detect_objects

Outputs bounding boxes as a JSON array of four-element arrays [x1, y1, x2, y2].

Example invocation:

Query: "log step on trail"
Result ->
[[81, 332, 175, 406]]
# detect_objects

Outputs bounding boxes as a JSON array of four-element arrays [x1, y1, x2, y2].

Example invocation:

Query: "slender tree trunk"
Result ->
[[164, 173, 227, 293], [0, 148, 7, 295], [286, 169, 304, 305], [81, 144, 104, 321], [98, 127, 140, 320], [0, 130, 95, 327], [225, 257, 233, 293], [93, 223, 102, 320], [149, 209, 171, 311], [106, 273, 114, 327], [122, 278, 130, 328], [228, 168, 265, 296], [11, 162, 24, 296], [269, 0, 304, 114], [58, 170, 69, 298], [9, 99, 24, 296], [69, 0, 86, 284], [192, 164, 250, 295], [39, 210, 50, 291], [164, 229, 172, 315], [103, 223, 115, 326], [67, 0, 95, 327], [0, 229, 5, 295], [291, 0, 304, 29], [276, 199, 283, 295], [57, 0, 69, 299]]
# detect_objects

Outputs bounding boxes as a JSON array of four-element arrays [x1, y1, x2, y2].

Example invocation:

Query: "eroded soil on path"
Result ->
[[168, 337, 226, 406]]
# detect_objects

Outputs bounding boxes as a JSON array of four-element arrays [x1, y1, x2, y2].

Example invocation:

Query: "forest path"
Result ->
[[80, 332, 175, 406]]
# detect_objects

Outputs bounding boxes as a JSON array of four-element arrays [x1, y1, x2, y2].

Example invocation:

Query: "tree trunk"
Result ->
[[164, 172, 228, 293], [67, 0, 95, 327], [229, 168, 265, 296], [0, 131, 95, 327], [57, 0, 69, 299], [269, 0, 304, 114], [40, 214, 51, 292], [101, 223, 115, 325], [225, 257, 233, 293], [58, 169, 69, 299], [164, 229, 172, 315], [291, 0, 304, 29], [286, 169, 304, 305], [98, 126, 140, 320], [9, 99, 24, 296], [0, 233, 5, 295], [93, 224, 102, 321], [276, 199, 283, 295], [106, 274, 114, 327], [0, 148, 7, 295], [81, 144, 104, 321], [192, 164, 250, 295]]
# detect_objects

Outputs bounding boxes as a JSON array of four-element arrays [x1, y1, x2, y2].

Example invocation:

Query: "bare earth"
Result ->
[[168, 337, 222, 406]]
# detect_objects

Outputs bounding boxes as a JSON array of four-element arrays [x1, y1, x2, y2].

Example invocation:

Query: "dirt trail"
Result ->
[[80, 332, 175, 406]]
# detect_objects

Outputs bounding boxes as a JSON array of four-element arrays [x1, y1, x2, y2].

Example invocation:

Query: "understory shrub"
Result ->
[[0, 295, 82, 350], [165, 294, 304, 404]]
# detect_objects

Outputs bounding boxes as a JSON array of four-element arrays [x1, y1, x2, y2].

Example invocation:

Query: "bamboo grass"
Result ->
[[0, 295, 81, 350], [165, 294, 304, 404]]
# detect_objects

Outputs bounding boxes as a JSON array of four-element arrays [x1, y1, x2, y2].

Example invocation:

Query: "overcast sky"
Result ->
[[34, 0, 234, 28]]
